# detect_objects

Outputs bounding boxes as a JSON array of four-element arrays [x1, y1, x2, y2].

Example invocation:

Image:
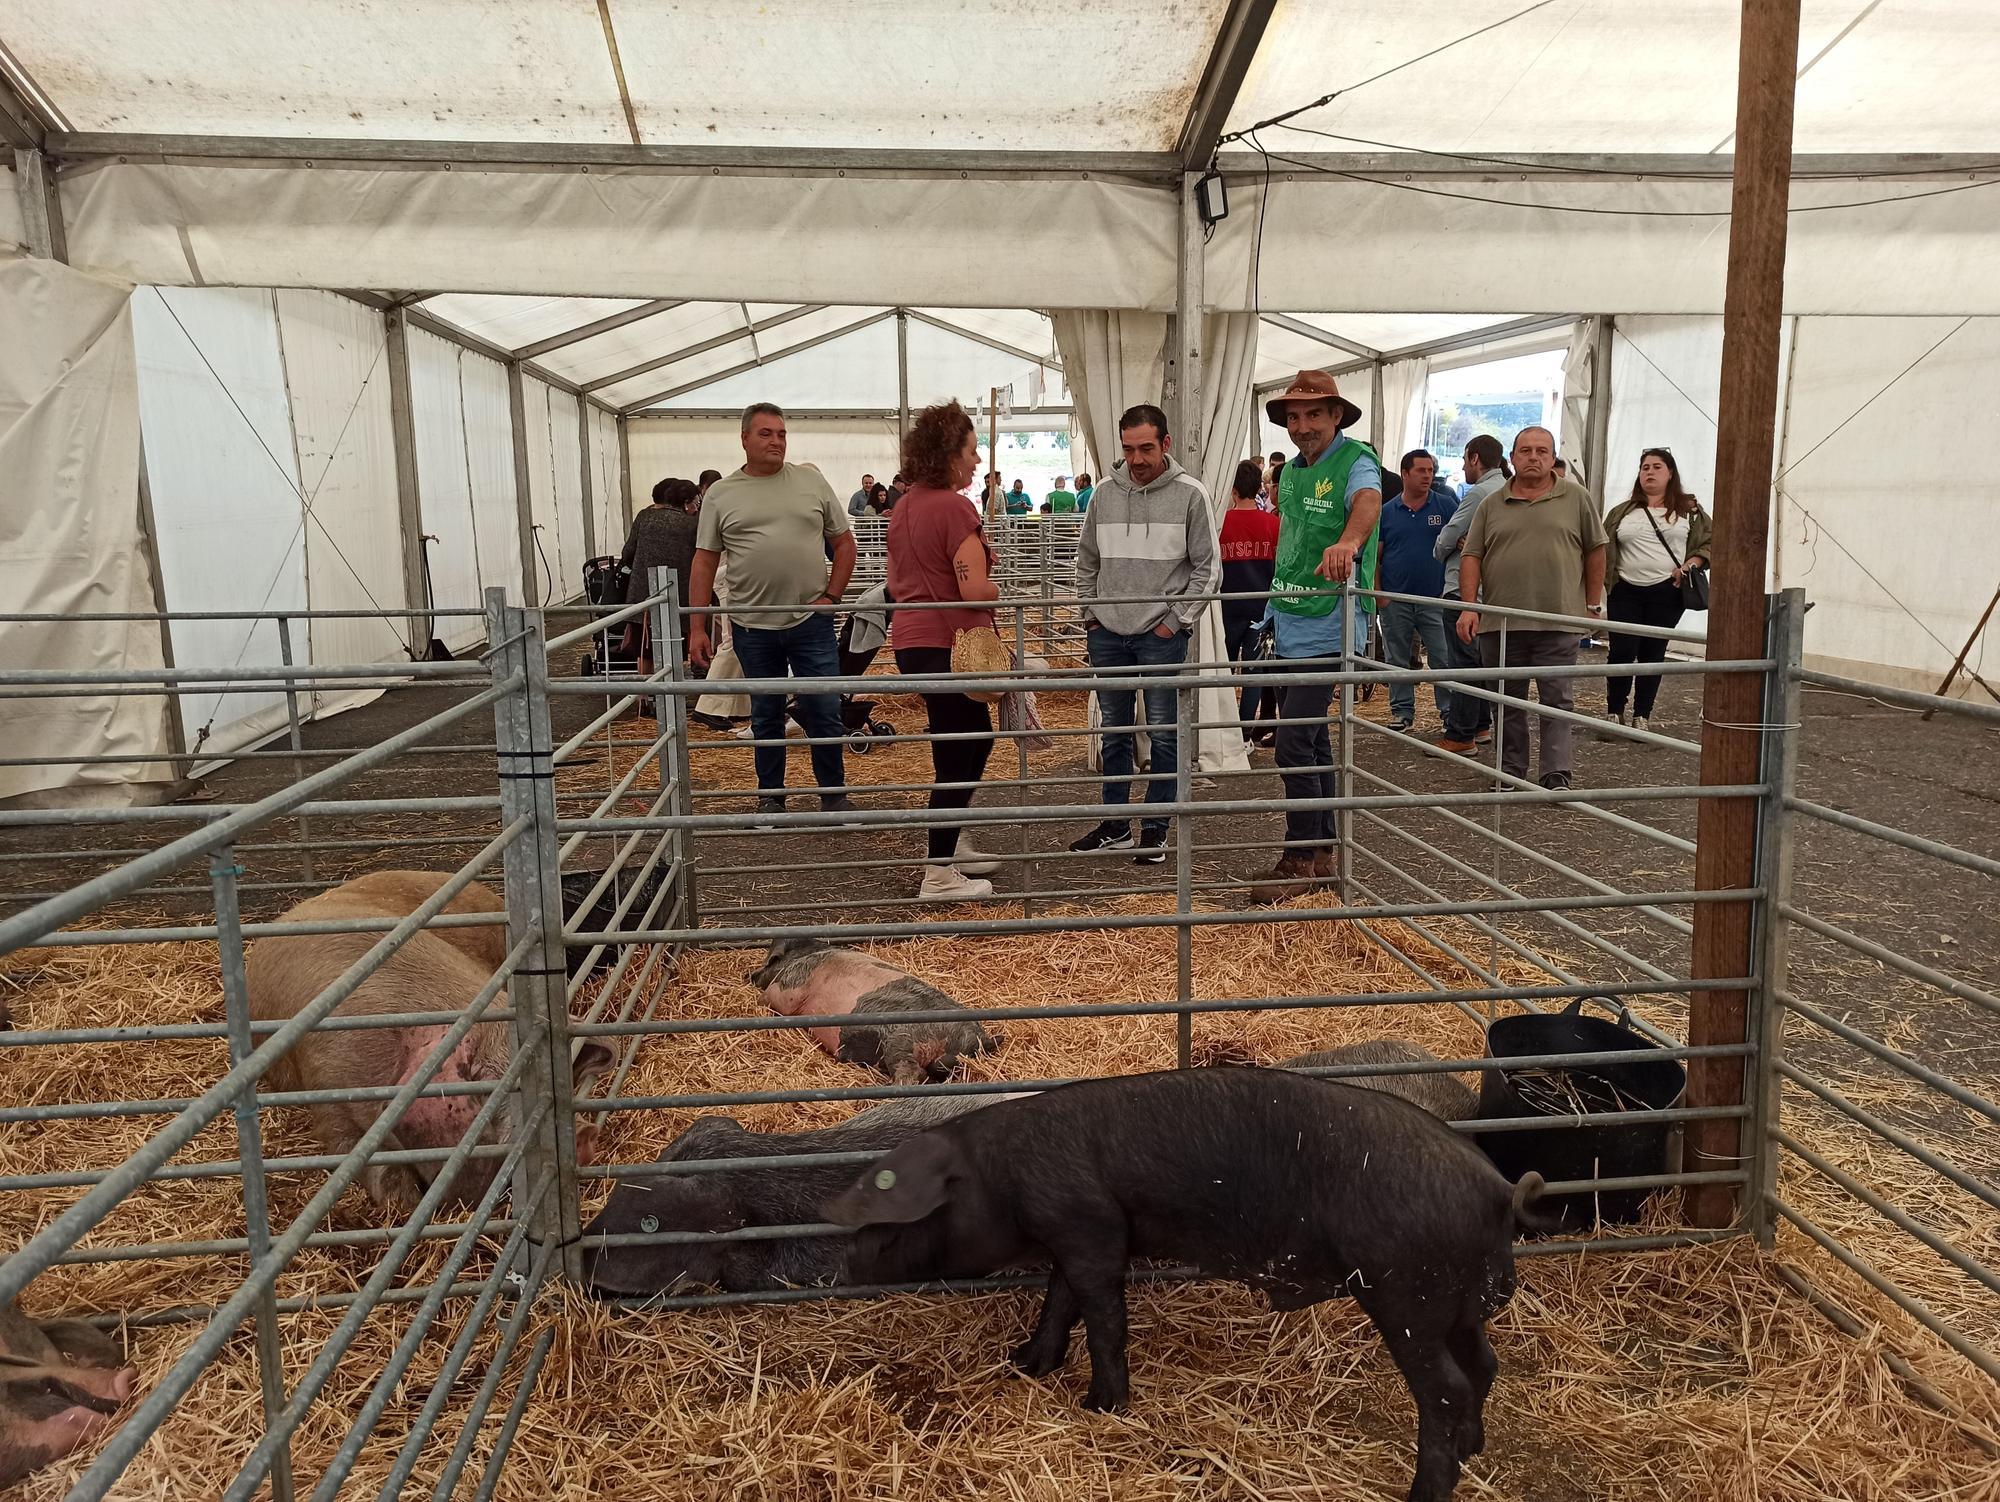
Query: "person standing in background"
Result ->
[[687, 403, 857, 824], [1600, 447, 1711, 733], [1454, 426, 1606, 791], [1073, 472, 1095, 510], [887, 400, 1004, 903], [1069, 405, 1220, 865], [1005, 479, 1033, 516], [1219, 458, 1280, 741], [1432, 434, 1509, 754], [1375, 450, 1459, 735], [1248, 371, 1383, 904], [695, 469, 722, 510], [848, 473, 876, 517], [1045, 475, 1077, 514]]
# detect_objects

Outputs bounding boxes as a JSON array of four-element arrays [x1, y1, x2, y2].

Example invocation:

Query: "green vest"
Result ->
[[1272, 439, 1381, 617]]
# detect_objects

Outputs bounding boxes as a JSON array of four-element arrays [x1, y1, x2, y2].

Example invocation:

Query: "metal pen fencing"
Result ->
[[0, 555, 1994, 1492]]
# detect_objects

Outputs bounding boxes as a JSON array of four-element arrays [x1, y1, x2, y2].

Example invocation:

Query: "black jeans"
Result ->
[[895, 647, 995, 861], [1222, 604, 1272, 728], [1273, 658, 1339, 853], [1605, 579, 1686, 718]]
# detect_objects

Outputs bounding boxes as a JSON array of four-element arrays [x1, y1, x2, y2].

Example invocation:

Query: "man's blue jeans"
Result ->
[[1380, 599, 1455, 724], [731, 613, 846, 799], [1088, 623, 1189, 836]]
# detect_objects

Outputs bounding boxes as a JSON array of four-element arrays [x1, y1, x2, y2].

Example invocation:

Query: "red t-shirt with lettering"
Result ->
[[887, 486, 997, 649]]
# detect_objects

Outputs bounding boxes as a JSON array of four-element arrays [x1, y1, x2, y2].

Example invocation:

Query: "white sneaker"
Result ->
[[952, 835, 1001, 876], [731, 719, 806, 741], [1618, 707, 1633, 726], [1633, 715, 1650, 734], [919, 866, 993, 902]]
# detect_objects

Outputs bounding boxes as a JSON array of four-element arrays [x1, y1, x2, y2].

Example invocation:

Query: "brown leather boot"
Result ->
[[1247, 853, 1315, 905], [1310, 849, 1336, 881]]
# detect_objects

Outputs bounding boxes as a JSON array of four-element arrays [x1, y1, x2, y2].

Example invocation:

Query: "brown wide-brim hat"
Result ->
[[1266, 368, 1364, 431]]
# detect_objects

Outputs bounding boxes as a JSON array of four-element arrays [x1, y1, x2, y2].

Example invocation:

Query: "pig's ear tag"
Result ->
[[874, 1170, 897, 1191], [640, 1215, 659, 1234]]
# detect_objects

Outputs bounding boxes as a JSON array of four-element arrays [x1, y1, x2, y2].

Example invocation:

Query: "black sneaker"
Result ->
[[753, 796, 786, 829], [820, 794, 865, 829], [690, 711, 735, 731], [1131, 829, 1168, 864], [1069, 821, 1134, 853], [1387, 716, 1414, 734], [1539, 771, 1573, 792]]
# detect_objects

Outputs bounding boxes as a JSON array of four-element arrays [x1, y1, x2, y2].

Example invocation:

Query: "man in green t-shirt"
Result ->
[[1249, 369, 1384, 904], [689, 402, 857, 824], [1045, 477, 1077, 513]]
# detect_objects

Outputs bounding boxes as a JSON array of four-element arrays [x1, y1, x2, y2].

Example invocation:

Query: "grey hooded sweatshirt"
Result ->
[[1074, 457, 1221, 636]]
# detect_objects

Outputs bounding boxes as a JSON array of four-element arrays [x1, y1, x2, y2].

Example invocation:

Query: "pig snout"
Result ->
[[572, 1119, 601, 1167]]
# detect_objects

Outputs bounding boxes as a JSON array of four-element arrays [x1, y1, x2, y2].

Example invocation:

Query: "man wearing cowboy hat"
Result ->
[[1247, 370, 1384, 904]]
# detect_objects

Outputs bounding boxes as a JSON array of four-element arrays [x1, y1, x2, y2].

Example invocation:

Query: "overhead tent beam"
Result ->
[[900, 308, 1063, 372], [0, 39, 62, 149], [1260, 313, 1379, 362], [12, 146, 66, 260], [512, 298, 686, 359], [581, 304, 828, 395], [1211, 148, 2000, 179], [1177, 0, 1279, 170], [618, 308, 897, 413], [635, 407, 1075, 422], [46, 131, 1176, 180]]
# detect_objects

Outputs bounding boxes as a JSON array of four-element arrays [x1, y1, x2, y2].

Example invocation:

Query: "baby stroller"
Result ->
[[785, 584, 897, 754], [578, 555, 635, 678]]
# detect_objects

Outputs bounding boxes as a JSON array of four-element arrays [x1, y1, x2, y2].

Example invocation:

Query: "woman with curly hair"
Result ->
[[887, 400, 1003, 902], [1600, 447, 1712, 733]]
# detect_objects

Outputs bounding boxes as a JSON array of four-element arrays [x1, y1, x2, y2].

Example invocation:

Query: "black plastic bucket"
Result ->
[[1473, 997, 1686, 1227]]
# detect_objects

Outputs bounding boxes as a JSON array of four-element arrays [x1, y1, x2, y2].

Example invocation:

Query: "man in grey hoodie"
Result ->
[[1069, 404, 1221, 864]]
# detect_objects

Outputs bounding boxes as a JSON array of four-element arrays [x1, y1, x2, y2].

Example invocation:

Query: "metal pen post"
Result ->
[[1175, 677, 1194, 1068], [653, 567, 699, 930], [1337, 585, 1356, 901], [1014, 601, 1032, 920], [210, 845, 295, 1502], [275, 615, 314, 884], [1748, 589, 1805, 1247], [487, 591, 588, 1282], [1490, 616, 1507, 1001]]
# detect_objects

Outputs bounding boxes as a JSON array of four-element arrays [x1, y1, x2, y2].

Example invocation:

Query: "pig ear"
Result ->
[[830, 1135, 960, 1226], [570, 1042, 616, 1089]]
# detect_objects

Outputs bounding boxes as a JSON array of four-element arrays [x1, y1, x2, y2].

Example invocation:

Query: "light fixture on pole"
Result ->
[[1194, 169, 1228, 227]]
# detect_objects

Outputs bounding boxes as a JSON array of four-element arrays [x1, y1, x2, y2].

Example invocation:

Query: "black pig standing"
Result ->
[[826, 1067, 1549, 1502]]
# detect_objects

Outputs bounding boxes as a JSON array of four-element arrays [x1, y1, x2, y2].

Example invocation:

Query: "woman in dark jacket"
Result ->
[[1601, 449, 1713, 732], [619, 477, 701, 677]]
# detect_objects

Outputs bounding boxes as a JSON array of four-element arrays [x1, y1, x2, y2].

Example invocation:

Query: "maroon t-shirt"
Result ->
[[887, 485, 997, 649]]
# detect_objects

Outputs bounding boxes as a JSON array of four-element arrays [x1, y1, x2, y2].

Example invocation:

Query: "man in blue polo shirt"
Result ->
[[1248, 369, 1383, 904], [1377, 448, 1460, 734]]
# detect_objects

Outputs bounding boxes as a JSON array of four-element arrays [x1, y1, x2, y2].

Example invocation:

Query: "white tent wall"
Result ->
[[406, 327, 484, 652], [405, 330, 523, 651], [271, 290, 407, 705], [62, 166, 1180, 310], [1776, 316, 2000, 698], [546, 385, 589, 599], [0, 257, 172, 808], [587, 404, 624, 540], [131, 286, 310, 760], [0, 172, 26, 254], [627, 417, 900, 506]]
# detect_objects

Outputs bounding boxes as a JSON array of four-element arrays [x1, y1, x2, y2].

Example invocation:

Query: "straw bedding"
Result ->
[[5, 901, 1996, 1502]]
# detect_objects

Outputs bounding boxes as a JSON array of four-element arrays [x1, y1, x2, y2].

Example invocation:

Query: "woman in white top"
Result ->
[[1600, 448, 1713, 731]]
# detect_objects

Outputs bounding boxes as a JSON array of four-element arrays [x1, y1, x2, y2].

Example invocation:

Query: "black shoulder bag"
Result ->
[[1640, 506, 1710, 611]]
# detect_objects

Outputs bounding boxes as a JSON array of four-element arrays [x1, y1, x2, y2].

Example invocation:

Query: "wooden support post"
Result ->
[[382, 308, 430, 658], [507, 361, 539, 607], [896, 309, 910, 441], [1687, 0, 1803, 1229], [1923, 577, 2000, 715]]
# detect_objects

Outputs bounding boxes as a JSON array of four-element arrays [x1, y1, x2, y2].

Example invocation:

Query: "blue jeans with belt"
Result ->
[[1379, 598, 1456, 724], [1088, 623, 1189, 837], [730, 613, 846, 798]]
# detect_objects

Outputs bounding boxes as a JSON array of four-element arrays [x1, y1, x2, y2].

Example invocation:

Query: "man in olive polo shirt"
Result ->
[[1455, 425, 1605, 790], [688, 402, 857, 823]]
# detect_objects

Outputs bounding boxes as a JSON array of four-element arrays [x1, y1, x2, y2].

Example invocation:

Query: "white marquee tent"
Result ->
[[4, 0, 1998, 805]]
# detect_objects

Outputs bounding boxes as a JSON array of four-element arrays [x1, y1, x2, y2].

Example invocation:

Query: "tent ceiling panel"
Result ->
[[1223, 1, 2000, 156], [595, 304, 894, 410], [6, 1, 631, 141], [530, 301, 770, 386], [608, 1, 1228, 151], [8, 0, 1230, 151], [1286, 313, 1511, 356], [652, 315, 903, 413], [418, 294, 647, 352]]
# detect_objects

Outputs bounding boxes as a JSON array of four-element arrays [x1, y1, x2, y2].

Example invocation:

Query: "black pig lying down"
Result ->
[[827, 1067, 1550, 1502], [582, 1092, 1033, 1296]]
